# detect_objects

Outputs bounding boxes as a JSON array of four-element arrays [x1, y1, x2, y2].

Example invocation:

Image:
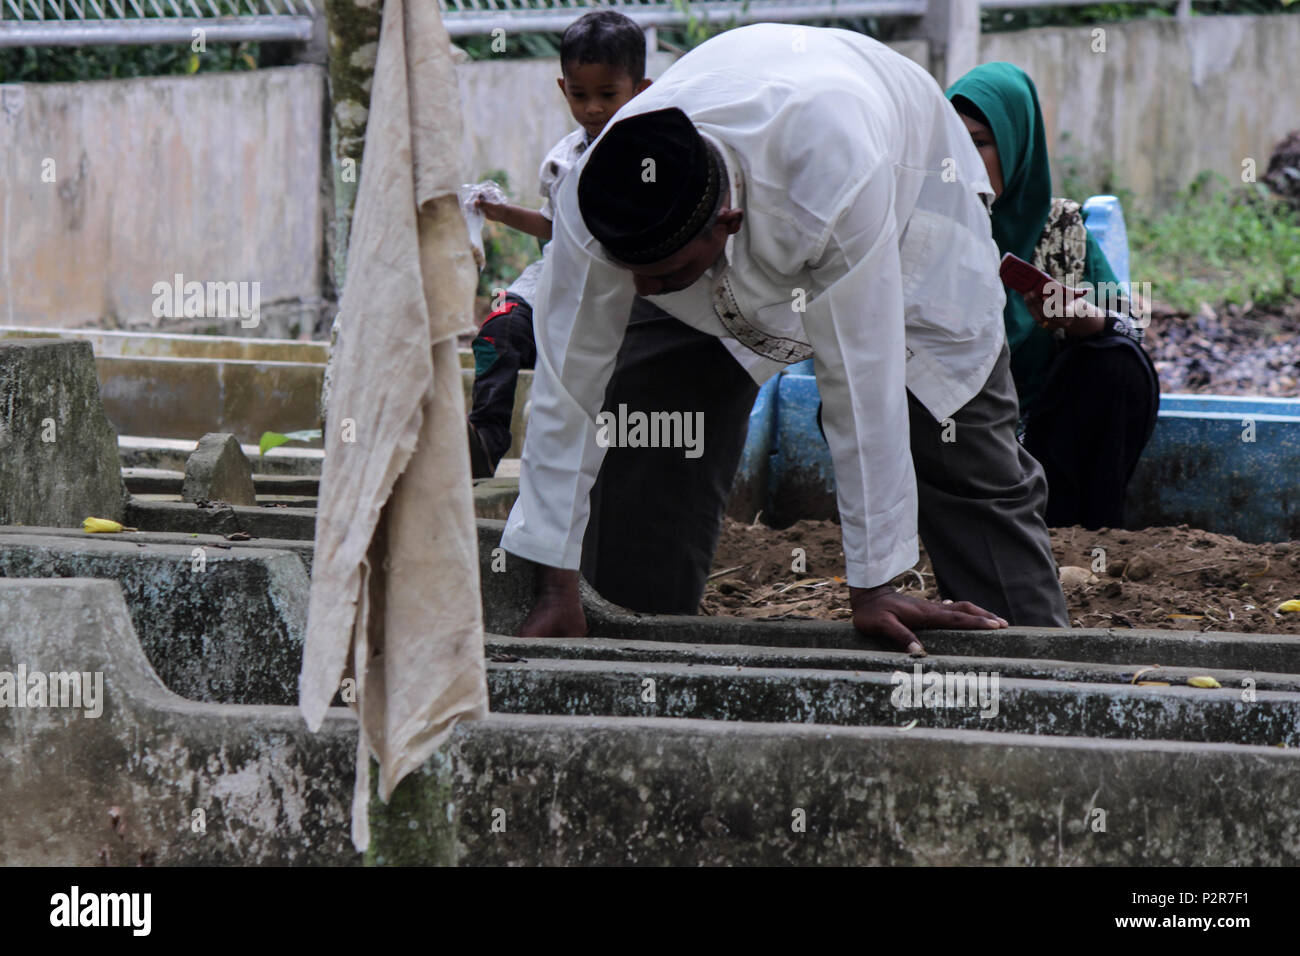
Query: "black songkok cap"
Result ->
[[578, 107, 721, 265]]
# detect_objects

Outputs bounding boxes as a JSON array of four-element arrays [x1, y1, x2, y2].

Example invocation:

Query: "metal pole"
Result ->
[[0, 19, 315, 47]]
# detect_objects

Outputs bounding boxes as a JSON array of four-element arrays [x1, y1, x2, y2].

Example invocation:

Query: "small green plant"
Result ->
[[259, 429, 322, 456], [1128, 173, 1300, 311]]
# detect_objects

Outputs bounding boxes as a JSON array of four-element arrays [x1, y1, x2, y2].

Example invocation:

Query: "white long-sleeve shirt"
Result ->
[[505, 127, 592, 303], [501, 23, 1007, 589]]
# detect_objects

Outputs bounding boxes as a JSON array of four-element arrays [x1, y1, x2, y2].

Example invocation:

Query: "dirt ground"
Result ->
[[1146, 299, 1300, 397], [702, 517, 1300, 634]]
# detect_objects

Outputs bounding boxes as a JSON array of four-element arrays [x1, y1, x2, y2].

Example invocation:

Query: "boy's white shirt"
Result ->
[[505, 127, 592, 303], [501, 24, 1007, 590]]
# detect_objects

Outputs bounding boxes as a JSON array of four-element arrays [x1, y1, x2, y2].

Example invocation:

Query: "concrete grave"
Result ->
[[0, 534, 306, 705], [0, 578, 358, 866], [0, 339, 127, 527], [4, 576, 1299, 866], [5, 515, 1300, 865], [371, 715, 1300, 866]]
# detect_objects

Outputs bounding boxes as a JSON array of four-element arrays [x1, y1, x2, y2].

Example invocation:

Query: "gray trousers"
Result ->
[[580, 296, 1067, 627], [907, 343, 1069, 627]]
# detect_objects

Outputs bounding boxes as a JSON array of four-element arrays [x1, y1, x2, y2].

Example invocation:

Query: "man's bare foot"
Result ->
[[519, 566, 587, 637]]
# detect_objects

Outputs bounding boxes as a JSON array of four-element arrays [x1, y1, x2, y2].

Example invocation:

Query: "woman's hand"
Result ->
[[1022, 281, 1105, 337]]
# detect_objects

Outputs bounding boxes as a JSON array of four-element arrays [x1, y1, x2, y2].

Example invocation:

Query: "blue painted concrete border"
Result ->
[[728, 196, 1299, 541]]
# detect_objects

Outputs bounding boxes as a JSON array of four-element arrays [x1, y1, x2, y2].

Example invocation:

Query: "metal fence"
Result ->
[[437, 1, 926, 37], [0, 0, 316, 46], [0, 0, 1190, 48]]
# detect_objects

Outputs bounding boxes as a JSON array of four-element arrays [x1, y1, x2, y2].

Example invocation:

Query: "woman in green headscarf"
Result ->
[[947, 62, 1158, 531]]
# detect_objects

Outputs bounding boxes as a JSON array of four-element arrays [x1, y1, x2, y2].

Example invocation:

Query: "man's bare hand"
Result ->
[[518, 566, 587, 638], [850, 584, 1006, 655]]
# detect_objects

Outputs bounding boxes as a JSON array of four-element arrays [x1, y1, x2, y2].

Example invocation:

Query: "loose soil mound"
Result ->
[[702, 518, 1300, 634]]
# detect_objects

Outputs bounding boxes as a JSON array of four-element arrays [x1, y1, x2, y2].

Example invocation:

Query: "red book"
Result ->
[[998, 252, 1059, 298]]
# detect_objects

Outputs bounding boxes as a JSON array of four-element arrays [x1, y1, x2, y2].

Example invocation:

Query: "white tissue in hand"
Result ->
[[457, 180, 508, 270]]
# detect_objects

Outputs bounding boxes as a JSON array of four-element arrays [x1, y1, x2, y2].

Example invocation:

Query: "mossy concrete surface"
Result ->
[[0, 339, 127, 527], [126, 499, 318, 540], [0, 524, 316, 577], [0, 534, 307, 705], [0, 578, 359, 866], [485, 659, 1300, 747], [7, 513, 1300, 864], [375, 714, 1300, 866]]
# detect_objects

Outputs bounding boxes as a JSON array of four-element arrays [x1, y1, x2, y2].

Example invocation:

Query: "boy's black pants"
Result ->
[[468, 293, 536, 470]]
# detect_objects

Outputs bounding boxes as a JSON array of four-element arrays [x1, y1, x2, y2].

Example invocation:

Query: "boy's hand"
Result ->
[[518, 566, 588, 638], [850, 584, 1006, 656], [474, 196, 509, 223]]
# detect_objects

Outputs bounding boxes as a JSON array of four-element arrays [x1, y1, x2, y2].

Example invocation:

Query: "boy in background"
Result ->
[[467, 10, 650, 478]]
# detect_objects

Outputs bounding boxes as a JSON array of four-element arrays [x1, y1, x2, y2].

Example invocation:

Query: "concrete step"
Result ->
[[486, 635, 1300, 693], [484, 657, 1300, 747], [123, 467, 321, 497], [120, 435, 324, 476], [125, 499, 318, 540]]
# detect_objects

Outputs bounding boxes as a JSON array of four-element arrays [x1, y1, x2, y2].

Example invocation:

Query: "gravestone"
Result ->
[[0, 339, 126, 526], [182, 432, 257, 506]]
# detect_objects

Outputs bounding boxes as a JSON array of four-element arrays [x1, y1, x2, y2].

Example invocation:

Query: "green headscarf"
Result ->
[[946, 63, 1052, 369], [946, 63, 1127, 417]]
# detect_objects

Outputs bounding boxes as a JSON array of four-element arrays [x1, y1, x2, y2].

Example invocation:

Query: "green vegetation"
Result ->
[[0, 43, 260, 83], [983, 0, 1298, 33], [1125, 174, 1300, 311], [258, 429, 322, 456]]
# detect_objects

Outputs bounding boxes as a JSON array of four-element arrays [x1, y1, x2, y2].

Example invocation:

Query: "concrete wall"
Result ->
[[3, 16, 1294, 333], [0, 66, 327, 336], [455, 43, 927, 203], [979, 14, 1300, 205], [457, 16, 1299, 207]]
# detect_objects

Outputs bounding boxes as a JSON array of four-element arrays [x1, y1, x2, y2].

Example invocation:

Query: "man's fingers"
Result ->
[[947, 600, 1006, 625], [870, 614, 925, 656], [926, 606, 1005, 631]]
